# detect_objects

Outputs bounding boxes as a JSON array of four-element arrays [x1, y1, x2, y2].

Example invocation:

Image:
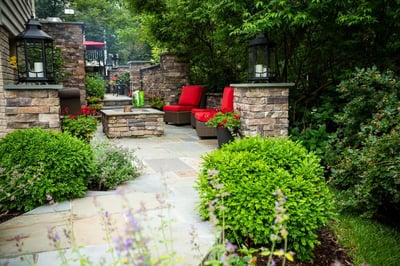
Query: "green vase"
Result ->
[[139, 91, 145, 107]]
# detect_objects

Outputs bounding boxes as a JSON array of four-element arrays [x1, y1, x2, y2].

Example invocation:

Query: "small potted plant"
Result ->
[[206, 111, 240, 147], [146, 93, 165, 110]]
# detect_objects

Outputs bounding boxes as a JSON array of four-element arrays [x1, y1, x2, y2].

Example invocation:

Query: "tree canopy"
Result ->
[[35, 0, 151, 63], [126, 0, 400, 92]]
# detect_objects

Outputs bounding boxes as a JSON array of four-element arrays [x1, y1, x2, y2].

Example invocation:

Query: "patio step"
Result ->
[[101, 94, 132, 107]]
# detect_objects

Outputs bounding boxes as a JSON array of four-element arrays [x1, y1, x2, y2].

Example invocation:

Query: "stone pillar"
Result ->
[[3, 84, 63, 133], [231, 83, 294, 137]]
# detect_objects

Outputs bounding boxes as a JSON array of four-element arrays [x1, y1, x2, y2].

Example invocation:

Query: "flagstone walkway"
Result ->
[[0, 124, 218, 265]]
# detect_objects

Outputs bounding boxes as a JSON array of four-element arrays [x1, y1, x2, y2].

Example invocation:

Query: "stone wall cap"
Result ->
[[230, 83, 295, 88], [5, 84, 63, 90], [101, 107, 164, 116]]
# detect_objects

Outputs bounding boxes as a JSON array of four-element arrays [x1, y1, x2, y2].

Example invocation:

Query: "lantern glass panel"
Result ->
[[16, 18, 55, 83]]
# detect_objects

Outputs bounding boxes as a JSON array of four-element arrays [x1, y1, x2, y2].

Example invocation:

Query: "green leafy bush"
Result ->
[[326, 67, 400, 218], [62, 106, 98, 141], [0, 128, 96, 212], [89, 141, 142, 190], [85, 75, 106, 98], [196, 136, 335, 261]]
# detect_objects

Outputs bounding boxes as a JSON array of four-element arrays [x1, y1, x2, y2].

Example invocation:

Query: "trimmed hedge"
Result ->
[[196, 136, 335, 261], [0, 128, 96, 211]]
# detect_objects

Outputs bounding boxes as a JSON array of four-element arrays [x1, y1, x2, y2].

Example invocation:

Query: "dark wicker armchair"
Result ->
[[163, 85, 204, 125]]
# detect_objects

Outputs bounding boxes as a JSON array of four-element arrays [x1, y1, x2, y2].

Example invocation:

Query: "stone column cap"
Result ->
[[230, 83, 295, 88]]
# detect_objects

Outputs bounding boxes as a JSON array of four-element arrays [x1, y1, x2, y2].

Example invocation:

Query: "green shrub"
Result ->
[[89, 141, 142, 190], [85, 75, 106, 98], [62, 106, 98, 141], [0, 128, 96, 212], [196, 136, 335, 261], [326, 67, 400, 218]]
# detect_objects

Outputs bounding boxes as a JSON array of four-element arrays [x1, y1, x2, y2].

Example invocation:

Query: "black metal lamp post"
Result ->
[[248, 34, 277, 83], [16, 17, 55, 83]]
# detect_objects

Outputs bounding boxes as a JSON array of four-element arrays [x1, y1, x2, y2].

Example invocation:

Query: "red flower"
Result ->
[[234, 115, 240, 120], [222, 118, 228, 124], [69, 114, 75, 119]]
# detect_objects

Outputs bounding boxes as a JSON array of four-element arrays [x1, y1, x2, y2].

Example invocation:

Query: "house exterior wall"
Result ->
[[0, 0, 32, 137]]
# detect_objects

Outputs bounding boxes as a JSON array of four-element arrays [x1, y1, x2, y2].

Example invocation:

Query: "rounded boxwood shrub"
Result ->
[[196, 136, 335, 261], [0, 128, 96, 212]]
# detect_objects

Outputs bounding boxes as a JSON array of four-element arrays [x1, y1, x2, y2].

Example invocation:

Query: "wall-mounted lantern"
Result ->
[[16, 17, 55, 83], [248, 34, 277, 83]]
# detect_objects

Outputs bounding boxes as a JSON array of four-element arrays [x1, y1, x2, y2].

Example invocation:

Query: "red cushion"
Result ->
[[194, 110, 217, 122], [221, 86, 234, 112], [163, 105, 196, 111], [178, 85, 204, 106], [191, 107, 216, 114]]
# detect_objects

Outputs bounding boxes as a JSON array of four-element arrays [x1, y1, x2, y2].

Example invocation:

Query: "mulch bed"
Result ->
[[255, 226, 353, 265]]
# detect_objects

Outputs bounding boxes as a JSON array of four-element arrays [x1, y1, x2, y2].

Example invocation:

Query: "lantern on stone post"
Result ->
[[248, 33, 277, 83], [15, 17, 55, 83]]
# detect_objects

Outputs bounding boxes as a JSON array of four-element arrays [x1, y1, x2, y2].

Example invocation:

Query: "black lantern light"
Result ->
[[16, 17, 55, 83], [248, 34, 277, 83]]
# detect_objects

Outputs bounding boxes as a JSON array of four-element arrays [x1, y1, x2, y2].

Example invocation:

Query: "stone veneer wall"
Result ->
[[140, 53, 190, 105], [41, 21, 86, 105], [232, 83, 294, 137], [3, 86, 62, 131]]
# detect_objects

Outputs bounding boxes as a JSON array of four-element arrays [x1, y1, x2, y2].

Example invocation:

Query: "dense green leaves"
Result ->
[[326, 67, 400, 219], [0, 128, 96, 211], [196, 137, 335, 261]]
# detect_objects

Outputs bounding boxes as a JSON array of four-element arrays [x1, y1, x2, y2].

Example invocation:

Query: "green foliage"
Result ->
[[0, 128, 96, 212], [53, 46, 69, 84], [196, 136, 335, 261], [85, 74, 106, 99], [146, 93, 164, 110], [326, 67, 400, 218], [61, 107, 98, 141], [89, 141, 142, 190], [332, 212, 400, 266], [206, 111, 240, 131]]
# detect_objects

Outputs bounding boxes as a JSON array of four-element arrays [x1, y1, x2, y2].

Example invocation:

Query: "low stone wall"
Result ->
[[101, 108, 164, 137]]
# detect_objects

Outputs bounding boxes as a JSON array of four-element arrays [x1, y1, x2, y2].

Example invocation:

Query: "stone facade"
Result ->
[[139, 54, 190, 105], [101, 108, 164, 137], [41, 21, 86, 105], [3, 86, 62, 131], [232, 83, 294, 137]]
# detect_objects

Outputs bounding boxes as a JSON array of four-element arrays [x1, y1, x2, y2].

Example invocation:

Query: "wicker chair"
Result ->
[[194, 86, 234, 138], [163, 85, 204, 125]]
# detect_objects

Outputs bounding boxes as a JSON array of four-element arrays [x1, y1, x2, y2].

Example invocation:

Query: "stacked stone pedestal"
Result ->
[[231, 83, 294, 137]]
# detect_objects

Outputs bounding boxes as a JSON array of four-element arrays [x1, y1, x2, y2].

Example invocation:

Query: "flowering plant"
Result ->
[[146, 93, 164, 110], [61, 106, 98, 141], [9, 56, 17, 69], [206, 111, 240, 131]]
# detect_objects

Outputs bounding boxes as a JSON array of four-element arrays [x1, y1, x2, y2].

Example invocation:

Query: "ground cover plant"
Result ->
[[0, 128, 96, 212], [89, 141, 142, 190], [196, 136, 336, 262], [61, 106, 99, 141]]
